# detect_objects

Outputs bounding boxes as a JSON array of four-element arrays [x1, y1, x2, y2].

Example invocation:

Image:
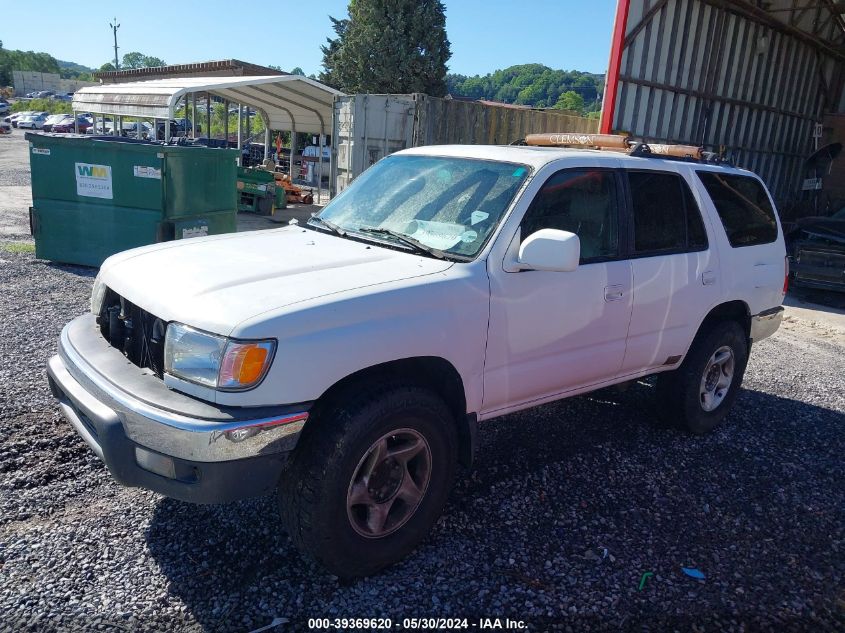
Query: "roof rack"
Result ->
[[517, 133, 733, 166]]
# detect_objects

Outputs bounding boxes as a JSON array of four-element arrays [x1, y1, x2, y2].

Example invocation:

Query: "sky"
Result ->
[[2, 0, 618, 77]]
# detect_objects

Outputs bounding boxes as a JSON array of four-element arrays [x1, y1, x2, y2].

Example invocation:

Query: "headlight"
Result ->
[[90, 274, 106, 315], [164, 323, 276, 391]]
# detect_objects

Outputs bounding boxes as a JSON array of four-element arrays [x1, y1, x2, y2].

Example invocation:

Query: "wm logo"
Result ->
[[77, 164, 109, 178]]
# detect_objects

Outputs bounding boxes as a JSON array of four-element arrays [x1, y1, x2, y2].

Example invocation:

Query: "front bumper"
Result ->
[[47, 315, 311, 503], [750, 306, 784, 342]]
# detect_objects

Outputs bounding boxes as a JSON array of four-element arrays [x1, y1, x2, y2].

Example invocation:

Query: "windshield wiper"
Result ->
[[307, 215, 346, 237], [356, 227, 452, 260]]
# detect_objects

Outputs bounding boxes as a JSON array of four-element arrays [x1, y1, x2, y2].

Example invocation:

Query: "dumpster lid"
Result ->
[[72, 75, 344, 134]]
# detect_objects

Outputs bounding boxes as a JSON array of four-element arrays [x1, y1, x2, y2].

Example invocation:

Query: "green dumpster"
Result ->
[[27, 133, 239, 267]]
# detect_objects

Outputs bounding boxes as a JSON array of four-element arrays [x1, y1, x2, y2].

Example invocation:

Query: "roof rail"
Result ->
[[522, 133, 733, 166]]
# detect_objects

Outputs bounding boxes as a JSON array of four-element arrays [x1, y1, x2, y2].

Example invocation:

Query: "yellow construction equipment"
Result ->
[[273, 173, 314, 205]]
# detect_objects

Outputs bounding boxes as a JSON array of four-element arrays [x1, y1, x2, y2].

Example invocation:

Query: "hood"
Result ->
[[101, 226, 453, 335]]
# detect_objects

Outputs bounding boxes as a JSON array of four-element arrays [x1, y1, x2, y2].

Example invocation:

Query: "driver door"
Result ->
[[482, 167, 633, 415]]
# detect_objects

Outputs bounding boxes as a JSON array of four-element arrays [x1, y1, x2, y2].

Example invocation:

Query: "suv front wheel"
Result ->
[[656, 320, 749, 434], [279, 383, 458, 578]]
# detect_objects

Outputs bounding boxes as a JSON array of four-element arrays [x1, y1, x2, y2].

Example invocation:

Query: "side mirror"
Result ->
[[518, 229, 580, 272]]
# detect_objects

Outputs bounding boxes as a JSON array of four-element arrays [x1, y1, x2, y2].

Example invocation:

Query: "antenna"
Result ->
[[109, 18, 120, 69]]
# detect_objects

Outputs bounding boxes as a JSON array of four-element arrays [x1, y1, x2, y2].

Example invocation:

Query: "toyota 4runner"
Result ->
[[48, 137, 787, 577]]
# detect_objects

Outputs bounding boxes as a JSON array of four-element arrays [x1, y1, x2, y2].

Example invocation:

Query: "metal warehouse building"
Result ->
[[601, 0, 845, 207]]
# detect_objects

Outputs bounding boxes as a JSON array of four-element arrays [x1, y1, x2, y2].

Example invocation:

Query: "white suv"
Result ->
[[48, 138, 787, 577]]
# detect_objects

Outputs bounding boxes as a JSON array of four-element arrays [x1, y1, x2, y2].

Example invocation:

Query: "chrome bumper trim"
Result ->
[[49, 324, 308, 462]]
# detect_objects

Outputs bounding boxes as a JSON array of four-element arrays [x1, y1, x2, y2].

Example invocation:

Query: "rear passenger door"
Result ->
[[621, 169, 720, 374], [695, 171, 785, 313]]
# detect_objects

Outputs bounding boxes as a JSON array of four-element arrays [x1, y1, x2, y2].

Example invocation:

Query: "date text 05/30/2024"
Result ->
[[307, 617, 528, 630]]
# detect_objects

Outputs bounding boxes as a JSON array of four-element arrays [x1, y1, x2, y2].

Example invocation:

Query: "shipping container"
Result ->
[[331, 94, 598, 194]]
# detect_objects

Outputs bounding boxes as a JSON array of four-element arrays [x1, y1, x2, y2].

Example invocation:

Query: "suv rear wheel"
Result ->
[[279, 383, 458, 578], [656, 321, 749, 434]]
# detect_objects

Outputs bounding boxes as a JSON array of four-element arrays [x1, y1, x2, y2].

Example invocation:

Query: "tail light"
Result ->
[[783, 256, 789, 295]]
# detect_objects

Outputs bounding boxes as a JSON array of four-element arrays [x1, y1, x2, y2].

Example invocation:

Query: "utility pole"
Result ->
[[109, 19, 120, 69]]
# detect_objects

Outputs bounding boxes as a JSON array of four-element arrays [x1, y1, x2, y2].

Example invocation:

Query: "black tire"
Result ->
[[656, 320, 749, 434], [279, 383, 458, 578]]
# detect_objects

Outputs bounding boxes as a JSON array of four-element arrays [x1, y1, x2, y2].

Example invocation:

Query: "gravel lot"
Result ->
[[1, 131, 843, 632]]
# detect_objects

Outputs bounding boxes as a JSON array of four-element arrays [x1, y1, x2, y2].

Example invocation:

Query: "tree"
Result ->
[[290, 66, 305, 76], [445, 64, 604, 111], [121, 52, 165, 70], [99, 62, 116, 72], [319, 16, 349, 88], [0, 48, 61, 86], [553, 90, 585, 113], [321, 0, 451, 96]]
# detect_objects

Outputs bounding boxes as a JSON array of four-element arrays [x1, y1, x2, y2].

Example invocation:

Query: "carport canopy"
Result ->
[[72, 75, 344, 135]]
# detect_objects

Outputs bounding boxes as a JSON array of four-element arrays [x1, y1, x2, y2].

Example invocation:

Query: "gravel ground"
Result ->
[[1, 131, 844, 631]]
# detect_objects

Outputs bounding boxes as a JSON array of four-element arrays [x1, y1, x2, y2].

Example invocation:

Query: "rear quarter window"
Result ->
[[696, 172, 778, 247]]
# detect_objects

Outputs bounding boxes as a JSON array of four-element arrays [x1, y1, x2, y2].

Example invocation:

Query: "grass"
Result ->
[[2, 242, 35, 253]]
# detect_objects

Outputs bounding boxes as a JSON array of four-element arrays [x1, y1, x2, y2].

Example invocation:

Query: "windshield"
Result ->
[[315, 155, 530, 259]]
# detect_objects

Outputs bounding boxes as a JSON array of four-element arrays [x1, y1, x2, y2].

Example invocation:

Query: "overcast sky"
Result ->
[[3, 0, 617, 76]]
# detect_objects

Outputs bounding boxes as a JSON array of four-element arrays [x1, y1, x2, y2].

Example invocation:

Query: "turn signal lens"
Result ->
[[218, 340, 276, 390]]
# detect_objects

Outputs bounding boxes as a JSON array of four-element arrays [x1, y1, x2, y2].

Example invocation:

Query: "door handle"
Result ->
[[604, 285, 624, 302], [702, 270, 716, 286]]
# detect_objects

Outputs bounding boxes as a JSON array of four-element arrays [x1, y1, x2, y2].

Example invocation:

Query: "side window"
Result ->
[[696, 172, 778, 247], [521, 169, 618, 262], [629, 171, 686, 253], [628, 171, 708, 255]]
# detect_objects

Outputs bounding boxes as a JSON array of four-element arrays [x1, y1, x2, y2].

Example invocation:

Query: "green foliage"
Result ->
[[319, 16, 349, 89], [11, 98, 72, 114], [447, 64, 603, 113], [176, 103, 266, 140], [58, 60, 94, 81], [553, 91, 585, 113], [99, 62, 116, 72], [121, 52, 165, 70], [0, 48, 61, 86], [290, 67, 305, 76], [321, 0, 451, 96]]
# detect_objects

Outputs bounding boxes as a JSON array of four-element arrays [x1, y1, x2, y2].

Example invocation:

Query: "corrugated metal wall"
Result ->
[[416, 95, 598, 146], [611, 0, 844, 204]]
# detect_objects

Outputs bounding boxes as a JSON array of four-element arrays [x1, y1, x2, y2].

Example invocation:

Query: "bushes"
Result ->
[[11, 99, 72, 115]]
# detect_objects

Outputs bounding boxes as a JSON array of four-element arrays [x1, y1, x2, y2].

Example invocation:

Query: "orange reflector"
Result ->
[[219, 344, 271, 388]]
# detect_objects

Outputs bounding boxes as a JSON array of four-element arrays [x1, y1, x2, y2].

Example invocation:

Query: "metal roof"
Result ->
[[72, 75, 344, 134], [93, 58, 287, 82]]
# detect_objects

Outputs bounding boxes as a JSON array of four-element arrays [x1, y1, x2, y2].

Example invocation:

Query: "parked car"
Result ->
[[52, 116, 92, 134], [85, 117, 114, 134], [47, 140, 787, 578], [0, 117, 11, 134], [42, 113, 72, 132], [788, 207, 845, 292], [9, 111, 35, 128], [17, 113, 49, 129], [120, 121, 152, 139], [0, 99, 9, 115]]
